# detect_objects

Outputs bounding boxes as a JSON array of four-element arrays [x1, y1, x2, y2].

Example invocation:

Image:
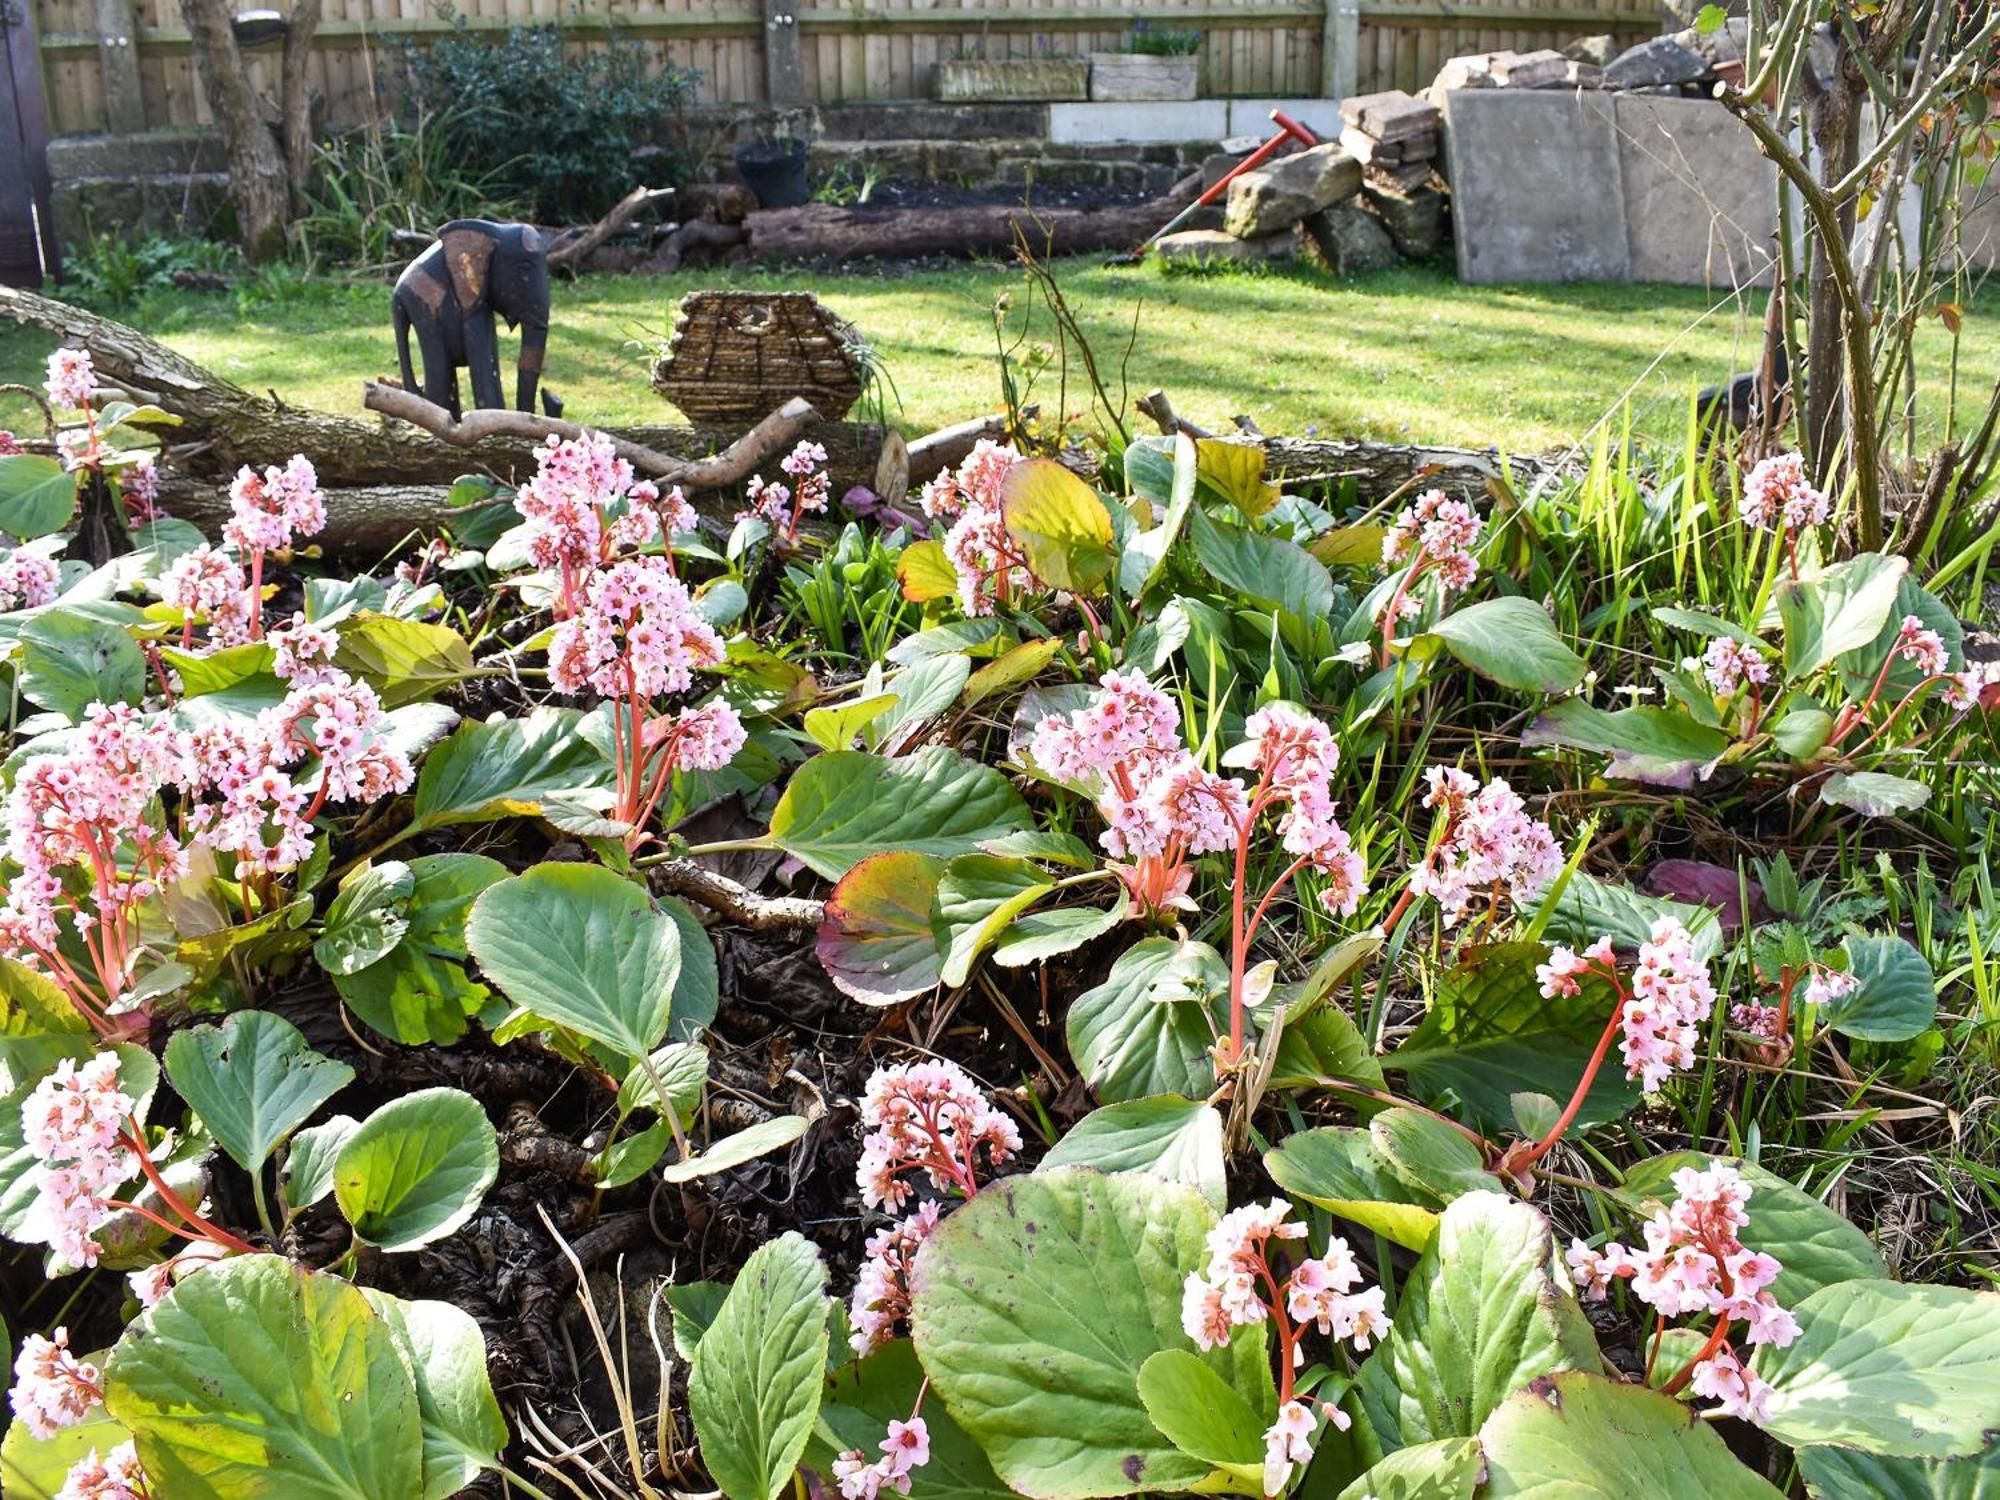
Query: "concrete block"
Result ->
[[1224, 143, 1361, 238], [1444, 89, 1629, 283], [1613, 94, 1776, 287], [1048, 100, 1228, 144], [1489, 50, 1570, 89], [1153, 228, 1300, 266], [1225, 100, 1343, 140]]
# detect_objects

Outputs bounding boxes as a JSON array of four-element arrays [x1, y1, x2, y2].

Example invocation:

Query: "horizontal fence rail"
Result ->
[[37, 0, 1663, 137]]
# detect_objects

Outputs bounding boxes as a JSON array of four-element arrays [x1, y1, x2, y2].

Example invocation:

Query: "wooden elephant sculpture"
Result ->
[[392, 219, 558, 418]]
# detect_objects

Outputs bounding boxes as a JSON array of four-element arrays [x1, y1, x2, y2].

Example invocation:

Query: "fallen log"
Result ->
[[744, 179, 1200, 263], [1259, 437, 1562, 505]]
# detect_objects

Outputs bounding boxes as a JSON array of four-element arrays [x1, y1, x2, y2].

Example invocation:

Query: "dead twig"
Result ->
[[546, 186, 674, 271], [642, 858, 824, 930]]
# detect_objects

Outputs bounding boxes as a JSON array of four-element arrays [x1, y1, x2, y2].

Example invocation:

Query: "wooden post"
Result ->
[[1322, 0, 1359, 100], [762, 0, 804, 106], [94, 0, 147, 135]]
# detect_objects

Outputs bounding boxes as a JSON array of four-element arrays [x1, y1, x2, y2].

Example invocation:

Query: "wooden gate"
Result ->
[[1, 0, 58, 286]]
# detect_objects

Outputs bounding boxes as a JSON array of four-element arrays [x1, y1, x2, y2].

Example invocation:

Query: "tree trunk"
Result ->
[[1804, 66, 1861, 483], [745, 184, 1198, 263], [280, 0, 324, 209], [182, 0, 292, 261]]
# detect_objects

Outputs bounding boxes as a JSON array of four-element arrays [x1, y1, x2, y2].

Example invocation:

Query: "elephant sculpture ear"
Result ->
[[440, 225, 497, 308], [521, 225, 546, 254]]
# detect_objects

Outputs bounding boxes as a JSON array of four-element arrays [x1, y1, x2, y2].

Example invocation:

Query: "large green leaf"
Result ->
[[1533, 871, 1721, 961], [1422, 596, 1588, 693], [0, 453, 76, 539], [1354, 1193, 1598, 1458], [361, 1291, 507, 1500], [1779, 553, 1908, 677], [1040, 1095, 1227, 1208], [1521, 700, 1730, 786], [807, 1340, 1012, 1500], [765, 748, 1035, 881], [0, 1406, 130, 1498], [688, 1232, 831, 1500], [162, 1010, 353, 1176], [331, 613, 474, 708], [467, 862, 681, 1060], [312, 860, 415, 977], [1818, 770, 1932, 818], [104, 1253, 424, 1499], [1799, 1445, 2000, 1499], [0, 955, 89, 1090], [1369, 1107, 1503, 1201], [18, 610, 146, 721], [1820, 934, 1936, 1042], [1000, 458, 1116, 595], [1388, 942, 1640, 1135], [1066, 937, 1228, 1104], [1188, 508, 1335, 623], [910, 1167, 1271, 1499], [332, 853, 508, 1045], [1334, 1439, 1482, 1500], [1476, 1372, 1784, 1498], [1264, 1125, 1444, 1251], [409, 707, 613, 832], [283, 1115, 358, 1212], [1754, 1280, 2000, 1458], [333, 1087, 498, 1251], [1616, 1154, 1887, 1305]]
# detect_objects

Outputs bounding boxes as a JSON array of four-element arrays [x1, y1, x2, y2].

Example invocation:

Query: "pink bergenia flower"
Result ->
[[1567, 1163, 1796, 1428], [1380, 489, 1482, 623], [0, 429, 22, 455], [268, 613, 342, 686], [0, 545, 61, 612], [1536, 920, 1714, 1093], [849, 1201, 941, 1357], [128, 1237, 230, 1311], [9, 1329, 104, 1439], [1702, 637, 1770, 695], [1892, 615, 1948, 677], [18, 1054, 140, 1270], [856, 1059, 1020, 1212], [1800, 967, 1858, 1011], [121, 454, 161, 522], [46, 348, 95, 411], [56, 1441, 149, 1500], [547, 555, 725, 701], [1740, 453, 1827, 531], [223, 455, 325, 556], [259, 672, 415, 807], [918, 442, 1037, 614], [161, 544, 254, 649], [1407, 767, 1562, 927], [832, 1416, 931, 1500]]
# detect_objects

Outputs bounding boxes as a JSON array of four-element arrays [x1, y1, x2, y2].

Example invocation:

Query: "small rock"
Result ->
[[1153, 228, 1300, 266], [1605, 36, 1711, 89], [1563, 34, 1618, 66], [1362, 182, 1447, 260], [1670, 15, 1749, 67], [1223, 144, 1362, 239], [1489, 48, 1570, 88], [1300, 200, 1398, 277], [1565, 61, 1606, 88], [1428, 53, 1501, 107]]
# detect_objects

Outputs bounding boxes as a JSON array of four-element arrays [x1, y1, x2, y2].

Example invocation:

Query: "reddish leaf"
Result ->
[[815, 850, 947, 1006]]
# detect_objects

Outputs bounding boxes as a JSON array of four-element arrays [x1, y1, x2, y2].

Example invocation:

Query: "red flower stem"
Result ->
[[1660, 1315, 1734, 1398], [1512, 966, 1628, 1171], [120, 1128, 258, 1256]]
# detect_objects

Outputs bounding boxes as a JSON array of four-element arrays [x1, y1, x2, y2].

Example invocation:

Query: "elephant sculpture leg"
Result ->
[[390, 219, 554, 416]]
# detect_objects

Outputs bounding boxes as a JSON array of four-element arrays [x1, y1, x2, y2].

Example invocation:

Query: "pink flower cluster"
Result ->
[[856, 1059, 1020, 1213], [831, 1417, 930, 1500], [1567, 1163, 1798, 1425], [736, 441, 831, 541], [56, 1442, 149, 1500], [128, 1237, 230, 1311], [18, 1053, 139, 1270], [918, 441, 1034, 617], [1702, 637, 1770, 695], [849, 1200, 940, 1357], [1729, 1000, 1782, 1041], [1406, 767, 1561, 927], [1891, 614, 1948, 677], [257, 672, 415, 807], [514, 432, 694, 609], [1179, 1200, 1386, 1494], [1801, 966, 1858, 1011], [268, 613, 343, 686], [0, 544, 60, 611], [161, 545, 254, 647], [1380, 489, 1482, 623], [547, 556, 726, 701], [1538, 918, 1716, 1092], [46, 348, 95, 411], [222, 456, 325, 557], [0, 428, 22, 455], [1739, 452, 1828, 532], [121, 454, 160, 522], [10, 1328, 104, 1439]]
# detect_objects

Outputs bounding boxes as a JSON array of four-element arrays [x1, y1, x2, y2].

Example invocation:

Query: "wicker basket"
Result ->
[[650, 291, 865, 427]]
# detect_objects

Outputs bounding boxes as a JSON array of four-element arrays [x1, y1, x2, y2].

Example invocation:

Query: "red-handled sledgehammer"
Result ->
[[1104, 109, 1322, 266]]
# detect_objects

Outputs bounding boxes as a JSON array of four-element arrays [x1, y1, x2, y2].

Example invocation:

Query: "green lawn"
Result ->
[[4, 260, 1994, 452]]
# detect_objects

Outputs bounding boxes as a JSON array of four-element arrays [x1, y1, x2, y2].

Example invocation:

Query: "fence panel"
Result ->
[[36, 0, 1663, 136]]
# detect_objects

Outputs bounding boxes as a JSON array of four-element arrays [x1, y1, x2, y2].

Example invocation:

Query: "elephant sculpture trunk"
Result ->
[[392, 219, 560, 419]]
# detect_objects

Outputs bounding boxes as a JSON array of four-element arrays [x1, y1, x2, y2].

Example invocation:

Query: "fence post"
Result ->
[[95, 0, 147, 134], [1321, 0, 1358, 100], [762, 0, 804, 106]]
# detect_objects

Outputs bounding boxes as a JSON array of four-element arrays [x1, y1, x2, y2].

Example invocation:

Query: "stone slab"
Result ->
[[1226, 100, 1345, 139], [1153, 227, 1300, 265], [1223, 144, 1361, 239], [1047, 100, 1229, 144], [1613, 94, 1777, 287], [1444, 89, 1629, 283]]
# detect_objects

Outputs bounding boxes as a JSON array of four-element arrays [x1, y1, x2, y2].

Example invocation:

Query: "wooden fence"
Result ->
[[36, 0, 1663, 138]]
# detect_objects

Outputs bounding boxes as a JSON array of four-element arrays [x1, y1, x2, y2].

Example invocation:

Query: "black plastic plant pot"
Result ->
[[734, 138, 812, 210]]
